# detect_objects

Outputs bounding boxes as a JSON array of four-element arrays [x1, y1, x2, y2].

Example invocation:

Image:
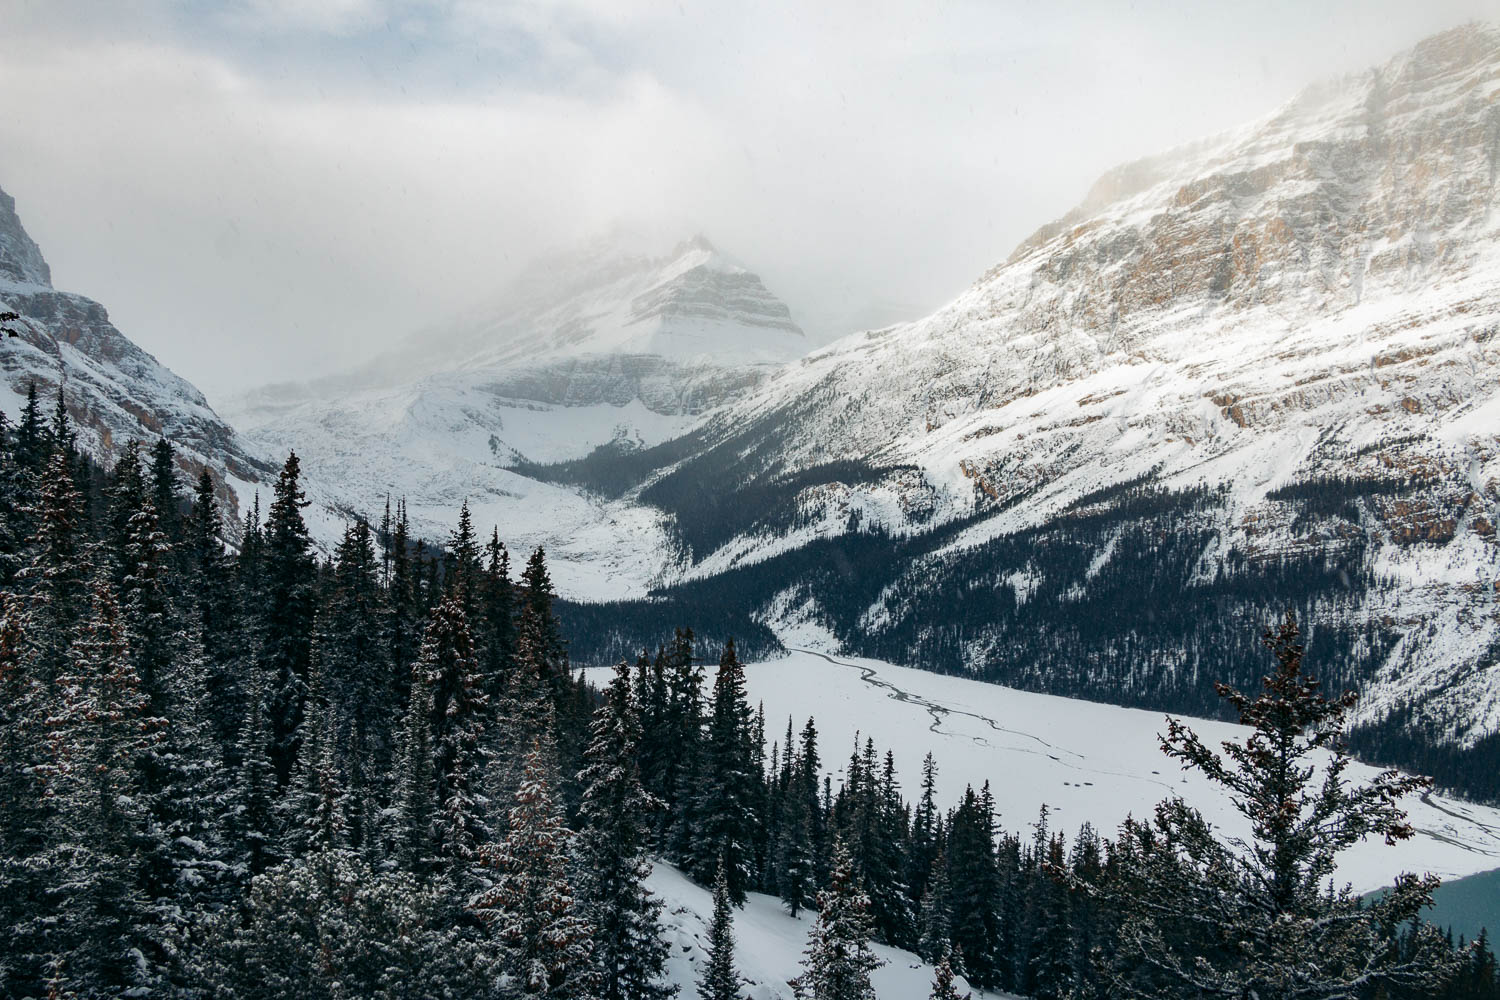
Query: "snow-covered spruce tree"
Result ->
[[259, 450, 317, 786], [0, 591, 50, 999], [928, 948, 970, 1000], [224, 671, 279, 883], [470, 737, 595, 1000], [942, 785, 1002, 988], [1092, 612, 1465, 999], [417, 595, 491, 872], [37, 572, 165, 996], [188, 468, 245, 751], [773, 740, 815, 918], [577, 662, 674, 1000], [320, 519, 393, 790], [478, 528, 517, 705], [19, 447, 88, 685], [700, 858, 741, 1000], [793, 840, 883, 1000], [917, 846, 953, 964], [690, 638, 758, 902], [389, 665, 438, 874]]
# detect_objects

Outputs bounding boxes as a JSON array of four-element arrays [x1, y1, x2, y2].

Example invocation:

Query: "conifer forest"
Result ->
[[2, 382, 1497, 1000]]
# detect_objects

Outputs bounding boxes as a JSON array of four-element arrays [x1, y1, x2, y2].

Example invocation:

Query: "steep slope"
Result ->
[[231, 235, 808, 594], [650, 862, 1008, 1000], [552, 24, 1500, 795], [0, 185, 271, 517]]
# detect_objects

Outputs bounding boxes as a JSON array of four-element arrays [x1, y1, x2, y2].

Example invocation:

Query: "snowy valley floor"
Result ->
[[593, 649, 1500, 898]]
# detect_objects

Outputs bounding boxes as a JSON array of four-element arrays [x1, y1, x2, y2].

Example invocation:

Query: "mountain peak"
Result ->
[[0, 187, 53, 288]]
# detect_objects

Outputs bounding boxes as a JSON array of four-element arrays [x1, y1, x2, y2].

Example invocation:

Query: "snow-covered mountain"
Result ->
[[220, 23, 1500, 793], [228, 233, 809, 595], [539, 23, 1500, 791], [0, 185, 271, 519]]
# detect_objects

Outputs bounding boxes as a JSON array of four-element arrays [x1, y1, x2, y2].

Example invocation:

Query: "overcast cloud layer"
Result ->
[[0, 0, 1491, 399]]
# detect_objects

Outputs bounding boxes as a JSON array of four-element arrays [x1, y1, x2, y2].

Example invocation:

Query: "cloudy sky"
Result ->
[[0, 0, 1490, 399]]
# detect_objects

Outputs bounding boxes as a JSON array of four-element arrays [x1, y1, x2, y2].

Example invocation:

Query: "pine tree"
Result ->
[[415, 596, 490, 871], [446, 499, 481, 612], [929, 949, 970, 1000], [15, 379, 45, 471], [225, 673, 279, 882], [389, 670, 437, 873], [0, 592, 49, 998], [321, 518, 393, 817], [794, 840, 883, 1000], [260, 451, 317, 785], [479, 527, 517, 705], [918, 847, 953, 964], [1090, 612, 1466, 999], [700, 858, 741, 1000], [37, 573, 164, 996], [470, 739, 595, 1000], [519, 546, 568, 707], [20, 448, 88, 684], [774, 735, 816, 918], [148, 437, 183, 552], [691, 638, 758, 902], [944, 785, 1002, 988], [188, 469, 243, 749], [578, 663, 675, 1000]]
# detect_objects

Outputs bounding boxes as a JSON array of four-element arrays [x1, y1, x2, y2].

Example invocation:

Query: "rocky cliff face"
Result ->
[[0, 185, 272, 521]]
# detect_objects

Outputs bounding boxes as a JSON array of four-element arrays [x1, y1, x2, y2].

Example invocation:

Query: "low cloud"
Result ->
[[0, 0, 1489, 398]]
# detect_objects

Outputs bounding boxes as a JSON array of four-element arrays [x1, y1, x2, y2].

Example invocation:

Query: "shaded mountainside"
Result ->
[[0, 185, 272, 523], [546, 24, 1500, 802]]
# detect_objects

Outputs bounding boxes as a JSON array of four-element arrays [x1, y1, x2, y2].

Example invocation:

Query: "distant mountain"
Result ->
[[228, 233, 809, 596], [0, 185, 271, 523], [538, 24, 1500, 799]]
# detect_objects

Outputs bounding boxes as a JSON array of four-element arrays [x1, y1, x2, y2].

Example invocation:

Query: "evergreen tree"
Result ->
[[774, 731, 816, 918], [691, 638, 759, 902], [225, 673, 279, 882], [15, 379, 45, 471], [700, 858, 742, 1000], [20, 448, 88, 684], [479, 528, 517, 704], [148, 437, 183, 552], [321, 518, 393, 815], [918, 847, 953, 964], [578, 663, 674, 1000], [929, 949, 970, 1000], [944, 785, 1002, 988], [389, 670, 437, 874], [415, 596, 490, 871], [188, 469, 244, 749], [260, 452, 317, 785], [37, 574, 164, 995], [1090, 612, 1466, 998], [0, 592, 49, 998], [446, 499, 481, 612], [794, 841, 883, 1000], [470, 739, 595, 1000]]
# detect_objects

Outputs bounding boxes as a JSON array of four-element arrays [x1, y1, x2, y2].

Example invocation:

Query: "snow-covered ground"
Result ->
[[591, 647, 1500, 895], [650, 861, 1016, 1000]]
